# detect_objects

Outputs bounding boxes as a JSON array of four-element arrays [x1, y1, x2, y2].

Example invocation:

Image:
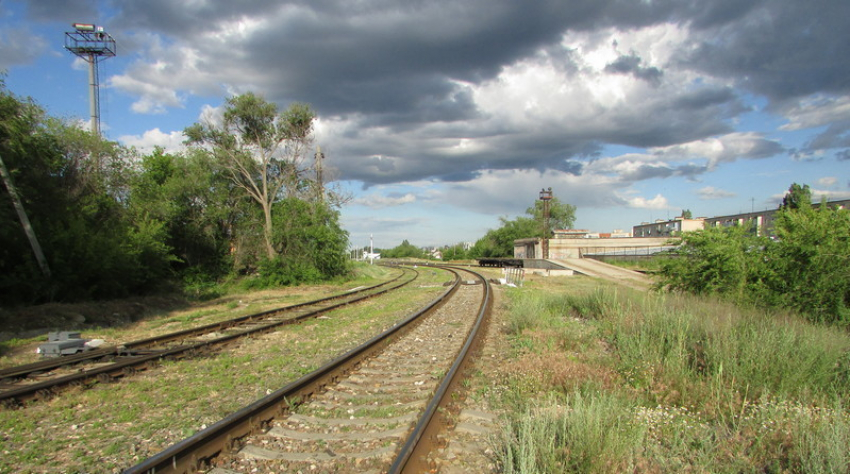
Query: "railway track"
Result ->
[[124, 265, 492, 474], [0, 267, 417, 407]]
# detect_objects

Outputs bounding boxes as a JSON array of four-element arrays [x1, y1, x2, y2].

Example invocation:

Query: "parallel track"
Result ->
[[0, 267, 417, 407], [124, 265, 492, 474]]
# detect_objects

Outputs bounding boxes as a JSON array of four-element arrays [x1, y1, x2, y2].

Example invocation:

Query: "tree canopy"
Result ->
[[0, 85, 349, 307], [381, 240, 428, 259], [184, 94, 318, 259], [470, 195, 576, 258]]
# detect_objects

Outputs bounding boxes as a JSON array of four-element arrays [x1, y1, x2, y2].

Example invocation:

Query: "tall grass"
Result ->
[[496, 285, 850, 472], [572, 289, 850, 402], [497, 392, 644, 474]]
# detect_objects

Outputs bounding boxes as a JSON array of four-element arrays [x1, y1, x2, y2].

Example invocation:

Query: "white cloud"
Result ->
[[623, 193, 669, 209], [817, 177, 838, 188], [106, 33, 229, 115], [780, 95, 850, 131], [812, 189, 850, 201], [770, 188, 850, 202], [353, 193, 417, 208], [653, 132, 782, 167], [119, 128, 186, 154], [697, 186, 737, 200], [110, 74, 184, 114]]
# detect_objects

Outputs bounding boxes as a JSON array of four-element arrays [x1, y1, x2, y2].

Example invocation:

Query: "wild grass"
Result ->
[[495, 281, 850, 473], [497, 392, 644, 473]]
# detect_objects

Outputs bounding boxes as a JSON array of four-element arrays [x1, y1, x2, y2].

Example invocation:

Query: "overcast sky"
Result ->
[[2, 0, 849, 248]]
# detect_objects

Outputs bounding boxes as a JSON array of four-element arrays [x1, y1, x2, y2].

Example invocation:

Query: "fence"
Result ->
[[503, 267, 525, 287]]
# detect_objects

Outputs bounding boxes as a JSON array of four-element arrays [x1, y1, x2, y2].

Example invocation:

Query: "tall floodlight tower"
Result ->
[[64, 23, 116, 137]]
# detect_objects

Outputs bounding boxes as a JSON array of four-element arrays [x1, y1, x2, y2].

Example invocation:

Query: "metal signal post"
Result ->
[[64, 23, 116, 137], [539, 187, 553, 259]]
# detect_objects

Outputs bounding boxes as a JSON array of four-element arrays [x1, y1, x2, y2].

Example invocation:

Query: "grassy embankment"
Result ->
[[490, 276, 850, 473]]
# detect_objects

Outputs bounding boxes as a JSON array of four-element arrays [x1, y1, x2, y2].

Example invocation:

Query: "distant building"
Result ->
[[633, 199, 850, 237], [553, 229, 632, 239], [554, 229, 591, 238], [632, 218, 705, 238]]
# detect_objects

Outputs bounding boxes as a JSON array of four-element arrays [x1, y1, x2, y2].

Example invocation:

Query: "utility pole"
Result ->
[[315, 146, 324, 202], [64, 23, 116, 137], [539, 187, 553, 260], [0, 153, 51, 277]]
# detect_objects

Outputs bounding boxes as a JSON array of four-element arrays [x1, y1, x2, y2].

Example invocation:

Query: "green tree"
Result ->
[[771, 197, 850, 322], [470, 194, 577, 258], [0, 83, 173, 304], [780, 183, 812, 210], [656, 224, 772, 300], [382, 240, 427, 259], [657, 183, 850, 324], [127, 147, 239, 279], [441, 244, 469, 261], [470, 216, 539, 258], [185, 93, 317, 259], [527, 197, 577, 235], [271, 197, 350, 278]]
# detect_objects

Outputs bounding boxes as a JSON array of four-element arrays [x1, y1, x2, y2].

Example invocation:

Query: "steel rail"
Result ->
[[388, 265, 492, 473], [0, 268, 417, 406], [123, 267, 463, 474], [0, 268, 409, 381]]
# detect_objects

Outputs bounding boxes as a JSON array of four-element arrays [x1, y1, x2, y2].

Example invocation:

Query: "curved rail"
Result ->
[[0, 267, 416, 406], [123, 266, 489, 474], [388, 265, 492, 473]]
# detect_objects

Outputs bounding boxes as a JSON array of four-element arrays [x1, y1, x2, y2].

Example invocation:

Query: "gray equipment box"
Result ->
[[37, 331, 89, 358]]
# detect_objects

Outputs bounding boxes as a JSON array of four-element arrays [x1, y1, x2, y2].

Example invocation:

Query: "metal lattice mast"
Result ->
[[64, 23, 116, 137]]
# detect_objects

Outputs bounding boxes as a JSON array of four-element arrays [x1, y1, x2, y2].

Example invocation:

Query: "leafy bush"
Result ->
[[656, 189, 850, 324], [242, 257, 324, 289], [770, 202, 850, 322]]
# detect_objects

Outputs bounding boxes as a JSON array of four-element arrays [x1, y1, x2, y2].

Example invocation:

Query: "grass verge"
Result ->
[[494, 277, 850, 473]]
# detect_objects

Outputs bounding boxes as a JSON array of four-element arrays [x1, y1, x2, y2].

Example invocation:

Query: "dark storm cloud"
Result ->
[[107, 0, 275, 36], [802, 122, 850, 153], [0, 28, 46, 69], [232, 1, 585, 122], [1, 0, 96, 69], [604, 53, 663, 84], [745, 139, 785, 160], [65, 0, 847, 186], [679, 0, 850, 101], [16, 0, 98, 22]]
